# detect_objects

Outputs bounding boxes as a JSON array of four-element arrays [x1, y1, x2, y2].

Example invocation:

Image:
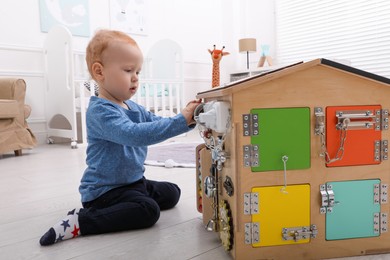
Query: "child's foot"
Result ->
[[40, 208, 81, 246]]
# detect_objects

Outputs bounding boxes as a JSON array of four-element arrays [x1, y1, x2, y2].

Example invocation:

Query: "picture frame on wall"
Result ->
[[39, 0, 90, 37], [109, 0, 148, 36]]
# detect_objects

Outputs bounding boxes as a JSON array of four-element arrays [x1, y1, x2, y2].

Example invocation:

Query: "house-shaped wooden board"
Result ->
[[195, 58, 390, 259]]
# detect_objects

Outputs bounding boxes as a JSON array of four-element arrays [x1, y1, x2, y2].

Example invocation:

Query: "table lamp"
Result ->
[[239, 38, 257, 69]]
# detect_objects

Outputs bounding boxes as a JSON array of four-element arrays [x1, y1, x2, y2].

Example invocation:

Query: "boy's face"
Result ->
[[98, 40, 143, 102]]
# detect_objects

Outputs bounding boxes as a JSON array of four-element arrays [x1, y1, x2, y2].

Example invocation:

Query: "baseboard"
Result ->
[[28, 118, 47, 144]]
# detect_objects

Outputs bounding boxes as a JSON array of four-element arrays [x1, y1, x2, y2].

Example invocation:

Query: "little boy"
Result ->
[[40, 29, 200, 245]]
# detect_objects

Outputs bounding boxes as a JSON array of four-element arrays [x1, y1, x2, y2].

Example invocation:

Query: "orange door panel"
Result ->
[[326, 105, 382, 167]]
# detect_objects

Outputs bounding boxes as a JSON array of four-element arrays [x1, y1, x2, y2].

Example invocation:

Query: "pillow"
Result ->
[[140, 83, 175, 97]]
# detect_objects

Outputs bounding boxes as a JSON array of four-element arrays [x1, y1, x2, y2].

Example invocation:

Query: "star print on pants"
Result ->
[[61, 220, 70, 232], [71, 225, 80, 238]]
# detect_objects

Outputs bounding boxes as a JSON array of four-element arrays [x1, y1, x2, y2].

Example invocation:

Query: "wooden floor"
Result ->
[[1, 130, 390, 260]]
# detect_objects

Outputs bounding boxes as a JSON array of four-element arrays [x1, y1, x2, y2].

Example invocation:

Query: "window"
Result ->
[[275, 0, 390, 78]]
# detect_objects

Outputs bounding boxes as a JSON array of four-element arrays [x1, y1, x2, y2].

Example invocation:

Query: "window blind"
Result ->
[[275, 0, 390, 78]]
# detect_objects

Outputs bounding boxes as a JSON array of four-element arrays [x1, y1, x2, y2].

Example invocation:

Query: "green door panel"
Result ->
[[250, 107, 311, 172]]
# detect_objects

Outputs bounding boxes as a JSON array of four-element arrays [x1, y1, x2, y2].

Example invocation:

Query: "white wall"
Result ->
[[231, 0, 276, 71], [0, 0, 275, 143]]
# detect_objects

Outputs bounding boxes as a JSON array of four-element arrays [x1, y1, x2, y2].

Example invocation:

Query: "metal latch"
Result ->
[[244, 192, 259, 215], [204, 176, 216, 198], [374, 213, 388, 234], [336, 109, 389, 131], [315, 107, 346, 163], [374, 183, 388, 204], [374, 140, 388, 161], [243, 114, 259, 136], [336, 109, 376, 130], [243, 145, 259, 167], [282, 225, 318, 241], [320, 184, 336, 214], [314, 107, 325, 136], [244, 222, 260, 244]]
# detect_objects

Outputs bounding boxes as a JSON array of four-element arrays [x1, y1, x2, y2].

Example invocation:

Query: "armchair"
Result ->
[[0, 78, 37, 156]]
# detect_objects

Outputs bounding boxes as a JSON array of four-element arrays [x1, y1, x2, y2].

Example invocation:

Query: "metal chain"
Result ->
[[211, 163, 219, 231], [320, 119, 349, 164]]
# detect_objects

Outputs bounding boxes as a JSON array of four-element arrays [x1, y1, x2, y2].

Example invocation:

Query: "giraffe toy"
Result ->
[[208, 45, 230, 88]]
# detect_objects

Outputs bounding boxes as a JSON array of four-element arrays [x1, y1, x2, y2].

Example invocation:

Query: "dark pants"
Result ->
[[78, 178, 181, 235]]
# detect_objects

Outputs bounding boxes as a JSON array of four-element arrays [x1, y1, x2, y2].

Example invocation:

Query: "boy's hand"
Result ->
[[181, 100, 201, 126]]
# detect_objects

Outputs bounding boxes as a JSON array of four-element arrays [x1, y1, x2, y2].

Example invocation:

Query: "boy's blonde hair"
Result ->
[[86, 29, 138, 80]]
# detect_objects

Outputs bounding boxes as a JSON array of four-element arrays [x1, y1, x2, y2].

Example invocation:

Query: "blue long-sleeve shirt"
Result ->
[[79, 96, 191, 202]]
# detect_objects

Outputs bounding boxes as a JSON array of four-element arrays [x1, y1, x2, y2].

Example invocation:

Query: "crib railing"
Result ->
[[132, 79, 183, 117]]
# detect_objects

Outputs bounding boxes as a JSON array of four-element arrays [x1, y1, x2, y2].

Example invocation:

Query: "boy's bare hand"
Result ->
[[181, 100, 201, 125]]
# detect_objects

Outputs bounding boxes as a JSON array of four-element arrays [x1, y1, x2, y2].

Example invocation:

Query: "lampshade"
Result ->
[[239, 38, 257, 53]]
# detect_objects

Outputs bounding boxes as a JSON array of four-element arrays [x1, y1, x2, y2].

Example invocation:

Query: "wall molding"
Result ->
[[184, 60, 210, 66], [184, 77, 210, 83], [27, 118, 47, 144], [32, 131, 49, 145], [0, 43, 42, 53], [27, 117, 46, 124], [0, 70, 44, 78]]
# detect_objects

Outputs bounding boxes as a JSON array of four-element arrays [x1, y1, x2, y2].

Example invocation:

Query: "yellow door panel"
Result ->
[[251, 184, 311, 247]]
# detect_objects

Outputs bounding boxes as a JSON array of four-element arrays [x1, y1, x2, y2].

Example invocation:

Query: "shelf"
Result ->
[[230, 66, 282, 82]]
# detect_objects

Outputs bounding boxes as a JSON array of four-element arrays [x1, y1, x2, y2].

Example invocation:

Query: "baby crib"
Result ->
[[133, 79, 183, 117], [44, 25, 92, 148], [134, 39, 184, 116]]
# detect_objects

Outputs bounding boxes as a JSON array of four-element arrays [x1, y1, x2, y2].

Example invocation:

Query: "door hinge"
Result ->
[[381, 109, 389, 131], [243, 145, 259, 167], [243, 114, 259, 136], [374, 140, 388, 161], [244, 192, 259, 215], [374, 183, 388, 204], [374, 212, 388, 234], [244, 222, 260, 244], [282, 225, 318, 242], [320, 184, 335, 214]]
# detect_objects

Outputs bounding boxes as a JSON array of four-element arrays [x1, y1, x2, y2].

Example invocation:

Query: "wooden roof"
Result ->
[[197, 58, 390, 99]]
